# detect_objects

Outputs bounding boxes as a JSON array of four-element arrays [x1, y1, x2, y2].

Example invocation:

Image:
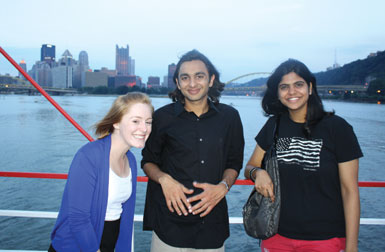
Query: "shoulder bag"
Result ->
[[242, 116, 281, 240]]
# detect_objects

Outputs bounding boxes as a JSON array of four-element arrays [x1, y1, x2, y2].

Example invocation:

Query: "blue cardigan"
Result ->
[[51, 135, 137, 252]]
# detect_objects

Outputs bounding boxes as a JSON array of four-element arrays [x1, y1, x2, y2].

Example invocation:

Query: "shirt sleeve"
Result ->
[[225, 109, 245, 173], [66, 149, 100, 252], [333, 116, 363, 163], [255, 116, 276, 151]]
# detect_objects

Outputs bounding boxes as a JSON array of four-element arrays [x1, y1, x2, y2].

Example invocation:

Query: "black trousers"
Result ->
[[48, 244, 55, 252], [48, 218, 121, 252], [100, 218, 121, 252]]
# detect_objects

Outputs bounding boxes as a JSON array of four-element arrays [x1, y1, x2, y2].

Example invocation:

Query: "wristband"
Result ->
[[249, 167, 261, 182], [219, 180, 229, 191]]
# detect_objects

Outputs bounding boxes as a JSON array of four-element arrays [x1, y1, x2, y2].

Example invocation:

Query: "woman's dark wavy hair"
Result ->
[[262, 58, 333, 138], [168, 49, 225, 104]]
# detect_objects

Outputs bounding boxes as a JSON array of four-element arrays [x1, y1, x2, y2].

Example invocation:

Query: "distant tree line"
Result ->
[[77, 86, 172, 95], [364, 78, 385, 102], [231, 50, 385, 88], [315, 50, 385, 86]]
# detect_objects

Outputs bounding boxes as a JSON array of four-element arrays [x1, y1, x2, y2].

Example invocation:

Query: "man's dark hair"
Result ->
[[262, 58, 334, 137], [168, 49, 224, 104]]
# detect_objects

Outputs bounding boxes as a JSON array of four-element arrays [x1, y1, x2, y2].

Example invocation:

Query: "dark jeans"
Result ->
[[48, 218, 121, 252]]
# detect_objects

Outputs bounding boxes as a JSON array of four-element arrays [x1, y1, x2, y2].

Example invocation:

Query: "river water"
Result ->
[[0, 95, 384, 251]]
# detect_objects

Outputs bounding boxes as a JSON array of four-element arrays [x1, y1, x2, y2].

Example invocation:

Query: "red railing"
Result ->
[[0, 171, 384, 187]]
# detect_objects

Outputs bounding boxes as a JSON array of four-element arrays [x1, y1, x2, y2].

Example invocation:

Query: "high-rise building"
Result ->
[[115, 75, 136, 87], [99, 67, 117, 77], [18, 60, 27, 79], [52, 65, 73, 88], [136, 76, 143, 88], [162, 75, 168, 87], [58, 50, 76, 67], [52, 50, 75, 88], [116, 45, 130, 76], [108, 76, 116, 88], [147, 76, 160, 88], [28, 61, 52, 87], [130, 58, 135, 75], [78, 51, 89, 67], [83, 71, 108, 87], [167, 63, 176, 89], [41, 44, 56, 67], [73, 51, 90, 88]]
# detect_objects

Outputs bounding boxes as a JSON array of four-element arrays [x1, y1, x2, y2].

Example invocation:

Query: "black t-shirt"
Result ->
[[256, 113, 363, 240]]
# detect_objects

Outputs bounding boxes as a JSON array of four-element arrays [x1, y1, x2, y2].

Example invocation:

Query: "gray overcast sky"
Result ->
[[1, 0, 385, 83]]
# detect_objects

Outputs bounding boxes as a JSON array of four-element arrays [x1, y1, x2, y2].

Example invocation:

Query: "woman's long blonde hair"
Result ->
[[95, 92, 153, 139]]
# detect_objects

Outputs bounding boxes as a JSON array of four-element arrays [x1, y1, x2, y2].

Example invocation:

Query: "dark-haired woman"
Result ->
[[49, 92, 153, 252], [244, 59, 362, 252]]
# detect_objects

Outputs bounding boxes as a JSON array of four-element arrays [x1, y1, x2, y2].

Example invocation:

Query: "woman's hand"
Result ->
[[245, 144, 274, 201], [254, 169, 275, 202]]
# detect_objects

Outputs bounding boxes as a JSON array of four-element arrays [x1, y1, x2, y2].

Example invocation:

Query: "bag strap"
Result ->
[[272, 115, 281, 149]]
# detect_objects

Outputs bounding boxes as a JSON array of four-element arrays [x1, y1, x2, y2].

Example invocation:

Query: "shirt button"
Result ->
[[201, 160, 205, 164], [197, 118, 200, 121], [199, 138, 203, 142]]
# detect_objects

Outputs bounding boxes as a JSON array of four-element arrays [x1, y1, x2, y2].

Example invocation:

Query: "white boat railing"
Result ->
[[1, 209, 384, 225], [0, 209, 384, 252]]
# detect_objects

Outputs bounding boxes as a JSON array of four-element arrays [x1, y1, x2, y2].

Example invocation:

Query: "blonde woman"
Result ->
[[49, 92, 153, 252]]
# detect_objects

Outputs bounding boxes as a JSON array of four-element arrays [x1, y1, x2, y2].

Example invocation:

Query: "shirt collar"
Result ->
[[174, 99, 219, 116]]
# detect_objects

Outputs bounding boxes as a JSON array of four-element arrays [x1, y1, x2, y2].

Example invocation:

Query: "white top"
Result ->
[[105, 167, 132, 221]]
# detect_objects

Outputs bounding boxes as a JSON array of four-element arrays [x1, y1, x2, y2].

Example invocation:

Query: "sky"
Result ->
[[1, 0, 385, 83]]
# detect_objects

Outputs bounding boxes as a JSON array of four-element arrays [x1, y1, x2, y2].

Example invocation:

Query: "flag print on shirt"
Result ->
[[276, 137, 323, 170]]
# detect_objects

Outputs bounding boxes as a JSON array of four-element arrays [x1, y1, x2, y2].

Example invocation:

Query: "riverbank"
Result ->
[[320, 94, 385, 104]]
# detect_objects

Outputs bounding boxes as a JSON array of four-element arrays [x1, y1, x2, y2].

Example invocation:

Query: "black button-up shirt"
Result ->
[[141, 100, 244, 249]]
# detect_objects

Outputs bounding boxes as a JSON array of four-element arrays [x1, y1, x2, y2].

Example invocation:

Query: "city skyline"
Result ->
[[1, 0, 385, 82], [21, 44, 145, 89]]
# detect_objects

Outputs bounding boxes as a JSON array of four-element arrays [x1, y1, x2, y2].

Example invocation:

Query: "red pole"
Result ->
[[235, 179, 385, 187], [0, 47, 94, 142], [1, 172, 385, 188]]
